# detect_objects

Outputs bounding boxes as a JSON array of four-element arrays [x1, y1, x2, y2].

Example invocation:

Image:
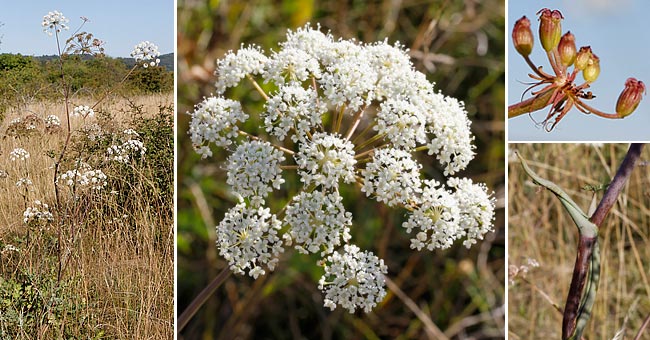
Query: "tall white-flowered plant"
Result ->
[[188, 24, 496, 313], [131, 41, 161, 68], [42, 10, 69, 36]]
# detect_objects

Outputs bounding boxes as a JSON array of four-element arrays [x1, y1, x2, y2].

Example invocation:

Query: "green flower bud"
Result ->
[[582, 53, 600, 83], [575, 46, 592, 71], [512, 16, 534, 56], [558, 31, 576, 66], [537, 8, 563, 52], [616, 78, 646, 117]]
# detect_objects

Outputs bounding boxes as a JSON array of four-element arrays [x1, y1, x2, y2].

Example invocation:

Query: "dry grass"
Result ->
[[508, 143, 650, 339], [0, 93, 173, 339]]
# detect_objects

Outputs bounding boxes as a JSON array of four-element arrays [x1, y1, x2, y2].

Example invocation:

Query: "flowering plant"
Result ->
[[186, 24, 495, 316]]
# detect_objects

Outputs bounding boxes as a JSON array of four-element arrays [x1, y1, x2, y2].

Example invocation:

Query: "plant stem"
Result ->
[[562, 143, 644, 339], [517, 146, 645, 340], [246, 74, 270, 101], [524, 55, 554, 79], [633, 312, 650, 340], [508, 88, 554, 118], [589, 143, 643, 226], [178, 268, 232, 333], [574, 100, 621, 120], [237, 131, 294, 155], [344, 105, 367, 141]]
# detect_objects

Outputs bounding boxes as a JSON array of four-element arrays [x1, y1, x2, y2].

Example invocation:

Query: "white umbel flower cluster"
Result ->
[[131, 41, 161, 68], [216, 204, 284, 279], [16, 178, 34, 189], [188, 24, 495, 314], [295, 132, 356, 188], [188, 97, 248, 158], [107, 131, 147, 164], [226, 140, 285, 207], [9, 148, 30, 161], [72, 105, 95, 118], [284, 190, 352, 255], [361, 148, 422, 207], [45, 115, 61, 128], [215, 45, 268, 94], [263, 84, 326, 142], [42, 10, 69, 36], [23, 200, 54, 225], [403, 179, 462, 250], [319, 245, 388, 313], [58, 166, 107, 191]]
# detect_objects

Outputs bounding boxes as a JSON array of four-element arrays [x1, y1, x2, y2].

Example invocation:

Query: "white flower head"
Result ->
[[361, 148, 422, 207], [447, 177, 495, 248], [131, 41, 161, 68], [281, 23, 333, 60], [42, 10, 69, 36], [9, 148, 30, 161], [72, 105, 95, 118], [375, 97, 427, 149], [284, 190, 352, 255], [107, 140, 146, 164], [16, 177, 33, 189], [319, 245, 388, 313], [262, 47, 322, 85], [188, 96, 248, 158], [215, 44, 268, 94], [192, 23, 496, 314], [295, 132, 356, 188], [45, 115, 61, 128], [403, 179, 462, 250], [226, 140, 285, 207], [217, 204, 284, 279], [319, 41, 377, 111], [263, 84, 326, 142], [58, 166, 107, 191], [23, 200, 54, 226], [423, 93, 475, 175]]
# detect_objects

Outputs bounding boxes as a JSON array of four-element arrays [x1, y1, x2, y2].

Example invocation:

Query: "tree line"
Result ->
[[0, 53, 173, 113]]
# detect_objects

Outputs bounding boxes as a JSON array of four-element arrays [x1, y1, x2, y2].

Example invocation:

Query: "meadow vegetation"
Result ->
[[0, 11, 174, 339]]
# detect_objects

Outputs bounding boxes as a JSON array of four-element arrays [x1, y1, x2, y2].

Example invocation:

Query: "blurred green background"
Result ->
[[177, 0, 505, 338]]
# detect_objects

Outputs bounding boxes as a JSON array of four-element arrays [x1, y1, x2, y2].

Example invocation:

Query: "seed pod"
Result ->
[[513, 16, 534, 56], [558, 31, 577, 66], [616, 78, 646, 117], [582, 53, 600, 83], [537, 8, 564, 52], [575, 46, 592, 71]]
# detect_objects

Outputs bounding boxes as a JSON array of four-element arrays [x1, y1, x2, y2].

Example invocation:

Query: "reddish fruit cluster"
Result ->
[[509, 8, 644, 131]]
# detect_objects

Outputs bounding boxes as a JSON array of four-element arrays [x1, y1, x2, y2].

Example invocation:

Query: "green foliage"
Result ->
[[0, 271, 100, 339], [128, 66, 174, 93], [0, 54, 47, 118], [0, 53, 174, 111], [0, 53, 36, 71]]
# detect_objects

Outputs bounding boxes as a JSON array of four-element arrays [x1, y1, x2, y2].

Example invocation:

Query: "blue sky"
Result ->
[[0, 0, 173, 57], [508, 0, 650, 141]]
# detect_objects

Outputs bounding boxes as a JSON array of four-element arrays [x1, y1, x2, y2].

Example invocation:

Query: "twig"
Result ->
[[385, 276, 449, 340], [178, 268, 232, 332], [633, 312, 650, 340]]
